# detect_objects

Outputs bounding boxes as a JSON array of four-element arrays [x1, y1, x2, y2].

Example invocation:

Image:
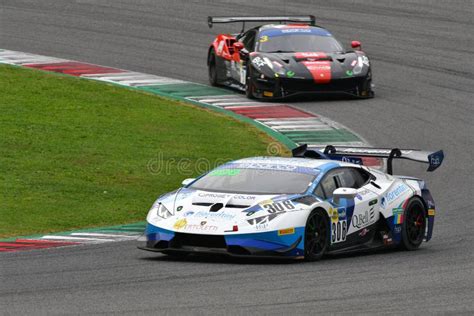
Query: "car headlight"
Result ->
[[148, 201, 173, 220]]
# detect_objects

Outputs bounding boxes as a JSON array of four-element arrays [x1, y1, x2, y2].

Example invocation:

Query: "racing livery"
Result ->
[[207, 16, 374, 99], [139, 145, 443, 261]]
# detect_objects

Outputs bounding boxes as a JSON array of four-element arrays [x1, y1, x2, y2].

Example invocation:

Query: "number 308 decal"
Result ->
[[263, 201, 295, 213], [331, 220, 347, 243]]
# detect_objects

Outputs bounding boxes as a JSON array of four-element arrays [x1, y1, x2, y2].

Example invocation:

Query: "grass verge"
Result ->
[[0, 64, 282, 237]]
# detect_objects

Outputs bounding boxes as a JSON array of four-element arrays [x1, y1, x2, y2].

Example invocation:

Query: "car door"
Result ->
[[314, 167, 380, 247], [338, 168, 380, 242]]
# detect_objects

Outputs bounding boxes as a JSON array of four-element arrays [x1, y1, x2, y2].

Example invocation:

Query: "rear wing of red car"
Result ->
[[292, 144, 444, 175], [208, 15, 316, 29]]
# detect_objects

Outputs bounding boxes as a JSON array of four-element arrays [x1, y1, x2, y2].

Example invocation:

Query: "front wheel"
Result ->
[[400, 198, 426, 250], [208, 49, 218, 86], [245, 66, 255, 99], [304, 209, 330, 261]]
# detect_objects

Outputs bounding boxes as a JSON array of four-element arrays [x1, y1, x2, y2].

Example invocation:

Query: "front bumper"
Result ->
[[253, 76, 372, 99], [139, 223, 305, 259]]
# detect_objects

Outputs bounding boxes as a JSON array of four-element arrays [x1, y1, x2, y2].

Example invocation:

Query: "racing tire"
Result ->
[[400, 197, 426, 250], [245, 66, 256, 99], [359, 70, 374, 98], [304, 208, 330, 261], [208, 49, 218, 86]]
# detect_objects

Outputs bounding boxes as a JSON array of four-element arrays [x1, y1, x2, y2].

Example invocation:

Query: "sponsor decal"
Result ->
[[233, 195, 256, 200], [295, 52, 324, 59], [173, 218, 187, 230], [286, 70, 295, 77], [369, 199, 378, 206], [352, 207, 375, 229], [385, 184, 408, 205], [173, 218, 218, 232], [428, 209, 435, 216], [198, 192, 228, 199], [209, 169, 241, 176], [185, 223, 218, 232], [351, 59, 357, 67], [259, 35, 269, 43], [331, 220, 347, 243], [252, 56, 266, 68], [361, 55, 370, 66], [281, 28, 312, 33], [359, 228, 370, 237], [193, 211, 235, 221], [262, 201, 295, 213], [381, 197, 386, 208], [328, 207, 339, 223], [177, 206, 183, 212], [346, 70, 353, 76], [278, 227, 295, 236], [430, 156, 441, 167], [394, 225, 402, 233], [256, 223, 268, 230], [392, 207, 404, 225], [383, 234, 393, 245], [183, 211, 195, 217]]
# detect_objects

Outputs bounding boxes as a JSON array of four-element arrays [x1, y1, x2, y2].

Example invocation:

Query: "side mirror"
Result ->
[[233, 42, 244, 51], [233, 42, 249, 61], [351, 40, 361, 51], [181, 178, 195, 187], [333, 187, 357, 204]]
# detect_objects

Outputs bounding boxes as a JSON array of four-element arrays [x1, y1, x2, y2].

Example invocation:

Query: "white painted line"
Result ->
[[70, 233, 138, 238], [213, 101, 264, 106], [41, 236, 115, 242], [188, 96, 237, 102], [304, 141, 366, 146], [81, 72, 136, 78]]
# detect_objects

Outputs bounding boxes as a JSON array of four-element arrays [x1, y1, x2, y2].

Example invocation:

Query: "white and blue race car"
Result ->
[[139, 144, 443, 261]]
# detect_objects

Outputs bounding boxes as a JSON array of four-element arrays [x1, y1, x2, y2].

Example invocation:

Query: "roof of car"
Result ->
[[257, 24, 332, 36], [228, 156, 348, 170]]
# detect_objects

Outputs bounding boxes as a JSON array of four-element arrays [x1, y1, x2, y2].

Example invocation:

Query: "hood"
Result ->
[[146, 188, 317, 235], [250, 51, 370, 82]]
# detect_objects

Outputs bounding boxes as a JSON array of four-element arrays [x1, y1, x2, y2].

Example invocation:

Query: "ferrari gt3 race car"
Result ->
[[207, 16, 374, 99], [139, 145, 443, 261]]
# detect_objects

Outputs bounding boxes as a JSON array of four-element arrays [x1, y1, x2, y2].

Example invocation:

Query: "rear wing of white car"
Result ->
[[292, 144, 444, 175]]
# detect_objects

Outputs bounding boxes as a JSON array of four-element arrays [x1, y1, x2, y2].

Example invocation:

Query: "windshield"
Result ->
[[257, 28, 344, 53], [189, 167, 318, 195]]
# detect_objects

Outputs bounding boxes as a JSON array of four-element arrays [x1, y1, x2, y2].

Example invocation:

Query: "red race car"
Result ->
[[207, 16, 374, 100]]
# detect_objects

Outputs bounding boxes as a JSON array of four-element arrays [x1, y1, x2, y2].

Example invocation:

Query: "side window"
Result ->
[[242, 30, 256, 51], [337, 168, 371, 189], [314, 184, 325, 199], [351, 168, 371, 187], [319, 172, 339, 199]]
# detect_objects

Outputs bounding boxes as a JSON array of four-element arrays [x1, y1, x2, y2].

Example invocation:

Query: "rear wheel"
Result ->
[[304, 209, 329, 261], [208, 49, 218, 86], [400, 198, 426, 250]]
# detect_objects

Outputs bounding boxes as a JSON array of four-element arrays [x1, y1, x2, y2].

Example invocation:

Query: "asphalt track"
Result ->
[[1, 0, 473, 314]]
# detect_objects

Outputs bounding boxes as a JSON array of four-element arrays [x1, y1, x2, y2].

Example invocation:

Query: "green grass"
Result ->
[[0, 64, 280, 237]]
